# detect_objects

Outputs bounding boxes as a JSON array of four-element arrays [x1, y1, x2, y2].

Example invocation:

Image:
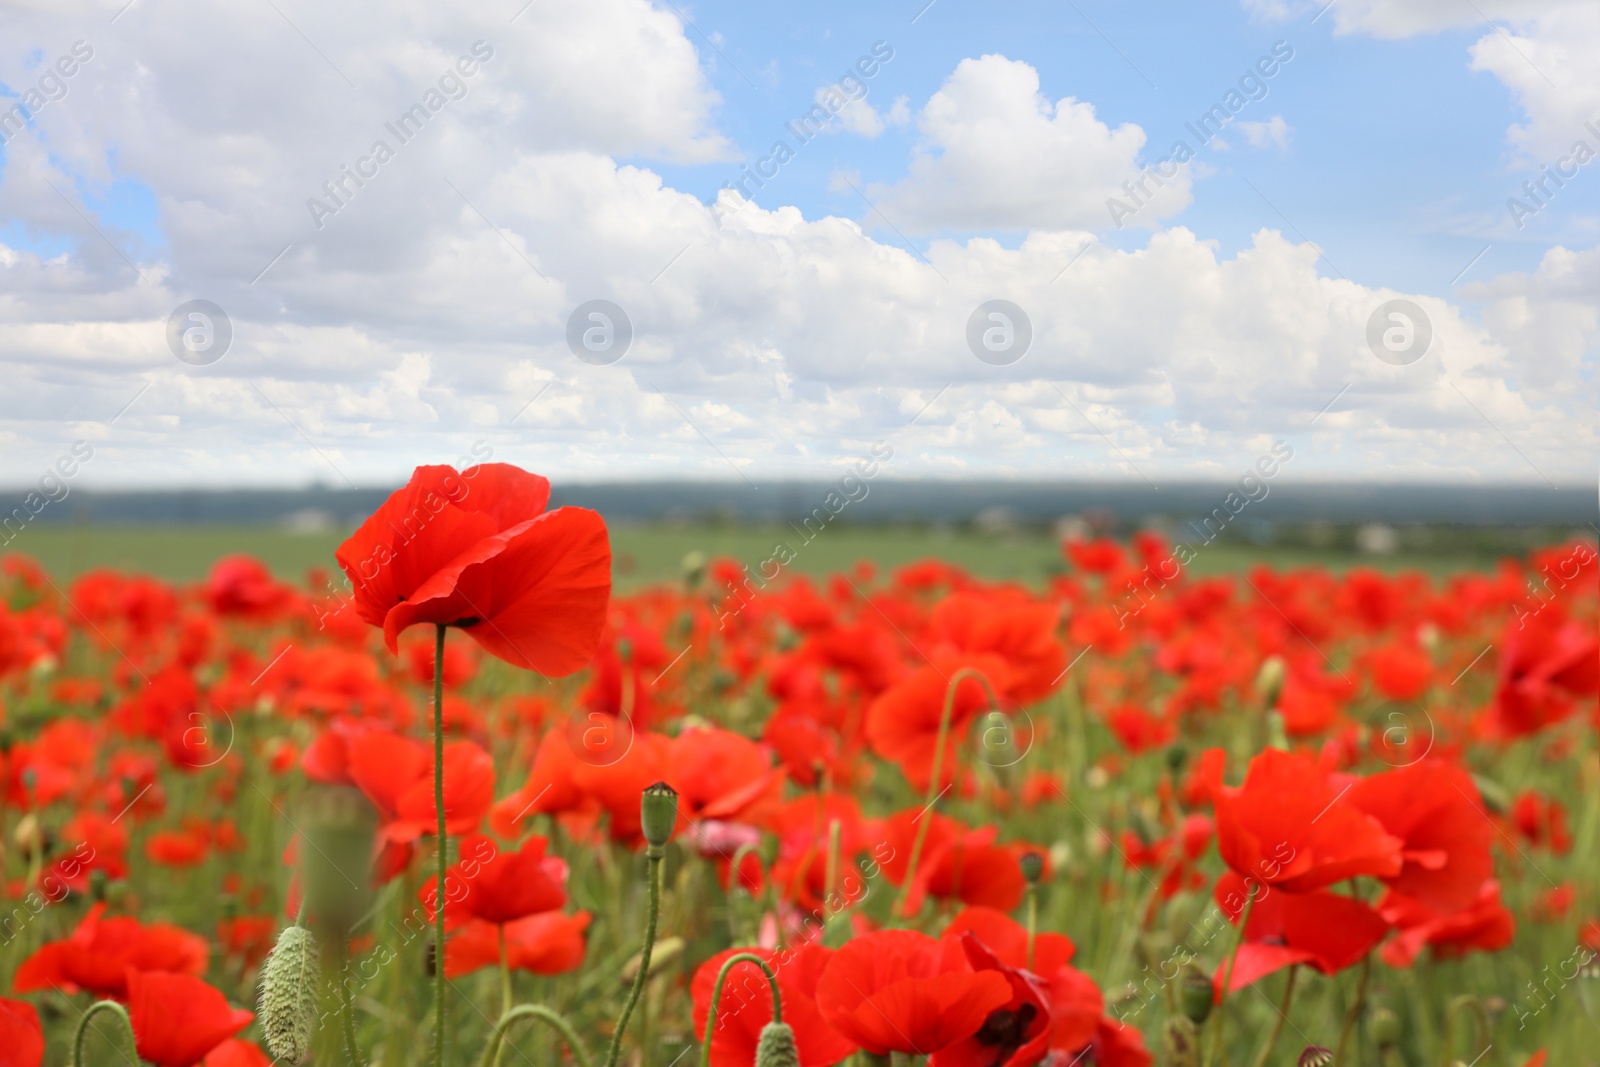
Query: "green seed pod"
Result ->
[[1161, 1016, 1199, 1067], [259, 924, 320, 1065], [755, 1023, 799, 1067], [1367, 1006, 1401, 1049], [1018, 850, 1044, 885], [640, 781, 679, 850], [1179, 970, 1214, 1025]]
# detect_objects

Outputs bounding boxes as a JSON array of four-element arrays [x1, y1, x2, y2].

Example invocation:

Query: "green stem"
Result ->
[[1247, 965, 1296, 1067], [476, 1005, 593, 1067], [72, 1000, 137, 1067], [337, 940, 365, 1067], [1336, 953, 1372, 1066], [1440, 994, 1491, 1067], [1207, 882, 1257, 1067], [433, 623, 448, 1067], [1025, 883, 1038, 971], [892, 668, 1000, 921], [823, 819, 841, 915], [604, 847, 663, 1067], [700, 952, 783, 1067]]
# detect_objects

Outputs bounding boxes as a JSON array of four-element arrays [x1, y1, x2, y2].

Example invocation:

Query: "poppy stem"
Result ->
[[1025, 882, 1038, 971], [1246, 964, 1295, 1067], [824, 818, 841, 916], [71, 1000, 137, 1067], [1206, 881, 1257, 1067], [432, 623, 448, 1067], [336, 939, 365, 1067], [1439, 994, 1491, 1067], [476, 1004, 593, 1067], [499, 925, 513, 1016], [892, 667, 1000, 922], [701, 952, 784, 1067], [1335, 951, 1371, 1065], [604, 845, 664, 1067]]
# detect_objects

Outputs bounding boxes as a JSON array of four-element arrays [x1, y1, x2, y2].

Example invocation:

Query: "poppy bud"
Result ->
[[1265, 709, 1289, 751], [1161, 1017, 1199, 1067], [1019, 850, 1044, 885], [1165, 743, 1188, 772], [755, 1022, 798, 1067], [1254, 655, 1286, 707], [641, 781, 679, 851], [1367, 1006, 1400, 1049], [1179, 970, 1214, 1024], [1298, 1047, 1334, 1067], [259, 924, 319, 1065], [681, 550, 708, 591]]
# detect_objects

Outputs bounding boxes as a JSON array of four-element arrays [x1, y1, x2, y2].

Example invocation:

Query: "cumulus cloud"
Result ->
[[869, 55, 1193, 234], [1238, 115, 1292, 150]]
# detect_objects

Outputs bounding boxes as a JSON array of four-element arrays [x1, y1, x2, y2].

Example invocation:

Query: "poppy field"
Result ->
[[1, 463, 1596, 1067]]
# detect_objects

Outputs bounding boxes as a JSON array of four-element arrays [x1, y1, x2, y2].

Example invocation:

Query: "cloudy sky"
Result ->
[[0, 0, 1595, 490]]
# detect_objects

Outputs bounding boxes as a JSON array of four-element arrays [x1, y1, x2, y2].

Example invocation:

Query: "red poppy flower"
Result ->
[[13, 904, 208, 999], [335, 463, 611, 674], [814, 929, 1011, 1056], [866, 654, 1013, 790], [0, 997, 43, 1067], [127, 969, 254, 1067], [443, 911, 592, 978], [691, 945, 858, 1067], [1493, 610, 1599, 736], [203, 1040, 274, 1067], [346, 729, 495, 842], [1043, 966, 1153, 1067], [940, 907, 1075, 975], [1214, 749, 1402, 893], [931, 933, 1052, 1067], [1211, 871, 1389, 993], [1346, 760, 1493, 913], [420, 833, 567, 926], [1378, 879, 1515, 967], [928, 591, 1064, 705], [880, 810, 1028, 914], [489, 726, 594, 838]]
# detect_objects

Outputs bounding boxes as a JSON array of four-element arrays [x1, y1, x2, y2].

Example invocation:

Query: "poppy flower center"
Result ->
[[976, 1001, 1038, 1047]]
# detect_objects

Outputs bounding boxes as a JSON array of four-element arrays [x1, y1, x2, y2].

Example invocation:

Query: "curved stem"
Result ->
[[72, 1000, 137, 1067], [1336, 953, 1372, 1066], [1247, 964, 1296, 1067], [477, 1004, 593, 1067], [432, 623, 448, 1067], [1206, 882, 1257, 1067], [700, 952, 784, 1067], [604, 847, 663, 1067], [892, 667, 1001, 921], [1440, 994, 1491, 1067]]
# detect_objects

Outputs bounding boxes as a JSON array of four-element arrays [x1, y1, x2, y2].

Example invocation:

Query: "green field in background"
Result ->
[[7, 522, 1538, 590]]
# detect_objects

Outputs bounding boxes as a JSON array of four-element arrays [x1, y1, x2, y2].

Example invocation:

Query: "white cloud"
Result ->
[[813, 84, 908, 139], [869, 54, 1193, 234], [1238, 115, 1292, 150]]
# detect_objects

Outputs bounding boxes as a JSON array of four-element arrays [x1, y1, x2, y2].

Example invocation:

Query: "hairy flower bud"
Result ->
[[641, 781, 679, 850], [755, 1023, 799, 1067], [259, 924, 320, 1065]]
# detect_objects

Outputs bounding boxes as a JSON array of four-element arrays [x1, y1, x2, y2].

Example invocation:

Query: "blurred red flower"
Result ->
[[127, 969, 253, 1067], [0, 997, 43, 1067], [691, 945, 858, 1067], [1211, 871, 1389, 993], [13, 904, 208, 999]]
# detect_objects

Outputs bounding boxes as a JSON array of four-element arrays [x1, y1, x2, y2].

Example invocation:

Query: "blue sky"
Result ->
[[0, 0, 1593, 488]]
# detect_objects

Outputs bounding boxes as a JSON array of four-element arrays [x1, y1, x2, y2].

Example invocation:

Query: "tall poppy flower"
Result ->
[[1346, 760, 1493, 913], [444, 911, 593, 978], [691, 945, 858, 1067], [127, 969, 254, 1067], [420, 833, 567, 926], [866, 653, 1013, 790], [1377, 880, 1516, 967], [12, 904, 208, 999], [1213, 749, 1402, 893], [335, 463, 611, 674], [815, 929, 1011, 1057]]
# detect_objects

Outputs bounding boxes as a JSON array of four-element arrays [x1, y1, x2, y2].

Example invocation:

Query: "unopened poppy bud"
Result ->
[[1019, 850, 1044, 885], [259, 924, 320, 1065], [681, 550, 708, 591], [1298, 1047, 1334, 1067], [1367, 1006, 1400, 1048], [1165, 743, 1188, 772], [641, 781, 679, 850], [755, 1022, 798, 1067], [1161, 1017, 1199, 1067], [1255, 655, 1286, 707], [1179, 971, 1214, 1024]]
